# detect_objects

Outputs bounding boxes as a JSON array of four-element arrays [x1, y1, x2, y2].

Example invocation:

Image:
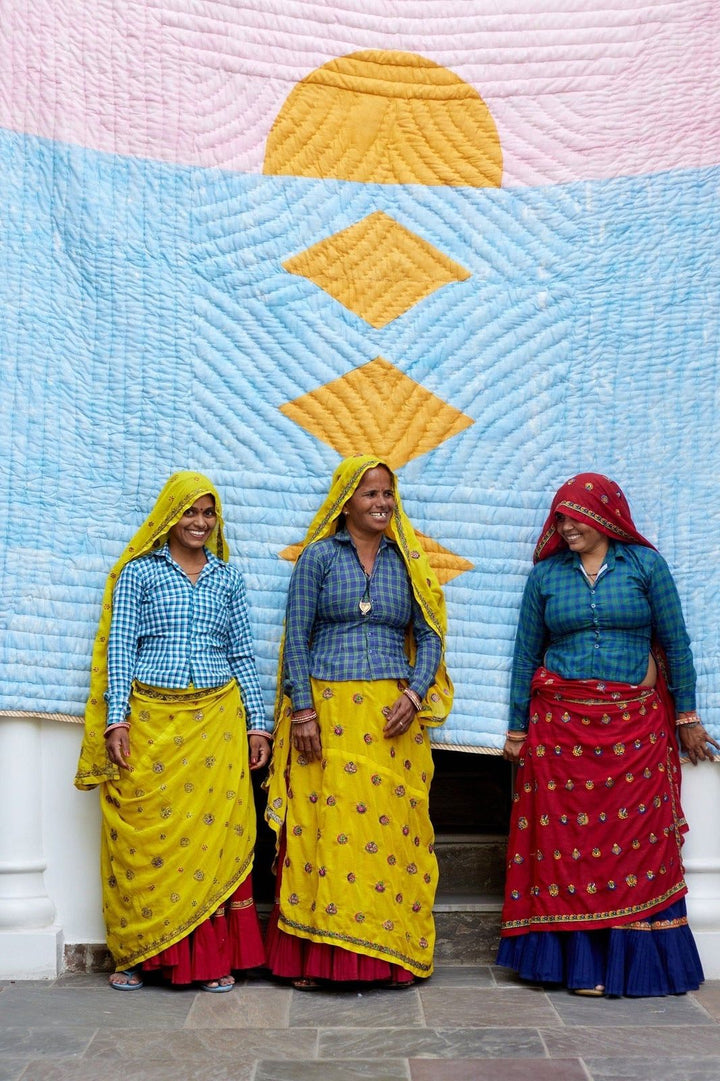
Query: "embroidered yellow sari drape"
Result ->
[[73, 472, 256, 967], [265, 455, 453, 977]]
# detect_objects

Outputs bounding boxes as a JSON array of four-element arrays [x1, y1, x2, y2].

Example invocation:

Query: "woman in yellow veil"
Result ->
[[265, 456, 453, 988], [75, 471, 272, 991]]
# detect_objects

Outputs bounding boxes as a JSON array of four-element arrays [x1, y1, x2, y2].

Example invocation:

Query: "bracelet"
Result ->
[[104, 722, 130, 737], [678, 721, 701, 731], [676, 713, 700, 727], [505, 731, 527, 742], [247, 730, 273, 741], [402, 687, 422, 711], [291, 710, 317, 726]]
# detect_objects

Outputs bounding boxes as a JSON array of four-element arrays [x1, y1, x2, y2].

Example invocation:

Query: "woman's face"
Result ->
[[168, 494, 217, 554], [342, 466, 395, 538], [556, 513, 608, 559]]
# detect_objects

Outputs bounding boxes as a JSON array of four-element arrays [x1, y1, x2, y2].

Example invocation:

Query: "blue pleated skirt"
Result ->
[[496, 898, 704, 996]]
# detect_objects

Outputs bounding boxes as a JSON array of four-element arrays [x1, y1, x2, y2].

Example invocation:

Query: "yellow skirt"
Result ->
[[100, 680, 256, 968], [271, 678, 437, 978]]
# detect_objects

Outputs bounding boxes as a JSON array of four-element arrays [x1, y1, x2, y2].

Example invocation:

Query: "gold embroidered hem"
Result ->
[[271, 679, 437, 978], [501, 880, 687, 932], [615, 915, 689, 931], [100, 680, 256, 968]]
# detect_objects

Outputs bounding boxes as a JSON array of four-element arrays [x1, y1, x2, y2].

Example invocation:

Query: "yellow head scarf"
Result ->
[[74, 471, 225, 790], [274, 453, 452, 726]]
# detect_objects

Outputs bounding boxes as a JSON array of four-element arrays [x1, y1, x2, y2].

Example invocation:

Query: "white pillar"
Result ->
[[681, 761, 720, 978], [0, 716, 63, 978]]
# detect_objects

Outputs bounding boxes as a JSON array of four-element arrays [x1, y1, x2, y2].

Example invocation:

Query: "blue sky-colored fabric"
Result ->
[[1, 127, 718, 748]]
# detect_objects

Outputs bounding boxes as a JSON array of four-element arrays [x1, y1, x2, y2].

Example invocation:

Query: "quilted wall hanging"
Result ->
[[1, 1, 718, 750]]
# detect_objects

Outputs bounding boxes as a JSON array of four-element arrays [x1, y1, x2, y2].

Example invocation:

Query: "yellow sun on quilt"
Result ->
[[264, 50, 502, 187]]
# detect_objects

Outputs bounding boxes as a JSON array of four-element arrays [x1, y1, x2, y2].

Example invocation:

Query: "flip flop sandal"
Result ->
[[109, 969, 144, 991], [200, 977, 235, 993]]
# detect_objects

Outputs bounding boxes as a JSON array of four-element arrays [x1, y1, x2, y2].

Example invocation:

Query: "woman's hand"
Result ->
[[503, 735, 526, 763], [105, 727, 132, 770], [383, 694, 417, 739], [248, 733, 272, 771], [292, 712, 322, 762], [678, 720, 720, 765]]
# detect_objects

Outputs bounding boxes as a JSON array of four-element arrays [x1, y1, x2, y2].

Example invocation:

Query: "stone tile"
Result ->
[[419, 987, 561, 1028], [290, 986, 424, 1028], [62, 943, 113, 974], [184, 986, 290, 1028], [192, 1027, 318, 1059], [582, 1057, 720, 1081], [0, 1063, 32, 1081], [434, 911, 499, 964], [0, 986, 193, 1028], [546, 988, 713, 1027], [255, 1062, 409, 1081], [540, 1024, 720, 1059], [690, 984, 720, 1021], [7, 1062, 254, 1081], [410, 1059, 588, 1081], [0, 1028, 95, 1057], [84, 1028, 208, 1060], [320, 1026, 546, 1059], [490, 966, 544, 989], [425, 966, 494, 988]]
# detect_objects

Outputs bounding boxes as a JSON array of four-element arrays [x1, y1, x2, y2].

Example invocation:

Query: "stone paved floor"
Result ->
[[2, 966, 720, 1081]]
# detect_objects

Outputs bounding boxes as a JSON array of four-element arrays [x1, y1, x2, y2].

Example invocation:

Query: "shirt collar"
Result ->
[[564, 539, 618, 573], [153, 541, 221, 573], [333, 530, 392, 552]]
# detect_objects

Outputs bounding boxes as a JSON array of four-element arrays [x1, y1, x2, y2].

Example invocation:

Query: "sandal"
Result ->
[[200, 975, 235, 993], [573, 985, 605, 997], [292, 977, 321, 991], [109, 969, 143, 991]]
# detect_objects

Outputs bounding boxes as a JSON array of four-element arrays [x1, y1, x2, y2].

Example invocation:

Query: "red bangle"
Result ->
[[104, 722, 130, 737], [291, 710, 317, 726]]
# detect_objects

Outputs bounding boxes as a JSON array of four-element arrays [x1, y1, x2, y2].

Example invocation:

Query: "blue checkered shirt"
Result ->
[[284, 531, 442, 712], [105, 544, 269, 731], [509, 542, 696, 730]]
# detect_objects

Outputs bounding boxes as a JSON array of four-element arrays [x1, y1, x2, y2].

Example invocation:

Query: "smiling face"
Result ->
[[342, 466, 395, 540], [556, 513, 609, 561], [168, 494, 217, 558]]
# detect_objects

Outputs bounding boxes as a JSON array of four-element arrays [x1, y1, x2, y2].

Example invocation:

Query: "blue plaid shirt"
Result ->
[[509, 542, 696, 730], [284, 531, 442, 712], [105, 544, 269, 731]]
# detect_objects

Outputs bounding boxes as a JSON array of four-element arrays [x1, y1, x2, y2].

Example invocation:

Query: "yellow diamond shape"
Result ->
[[279, 356, 473, 471], [282, 211, 470, 328], [280, 530, 472, 585]]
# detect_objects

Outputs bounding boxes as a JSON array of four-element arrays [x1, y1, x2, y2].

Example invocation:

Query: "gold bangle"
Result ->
[[505, 732, 527, 742], [402, 687, 422, 711]]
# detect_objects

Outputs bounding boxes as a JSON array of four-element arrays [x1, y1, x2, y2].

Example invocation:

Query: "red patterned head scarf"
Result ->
[[533, 472, 655, 564]]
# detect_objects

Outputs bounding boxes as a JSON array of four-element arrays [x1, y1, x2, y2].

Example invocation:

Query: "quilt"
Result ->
[[1, 1, 719, 750]]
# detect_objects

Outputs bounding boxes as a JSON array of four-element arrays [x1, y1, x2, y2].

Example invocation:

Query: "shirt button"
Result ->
[[590, 603, 596, 609], [594, 643, 600, 648]]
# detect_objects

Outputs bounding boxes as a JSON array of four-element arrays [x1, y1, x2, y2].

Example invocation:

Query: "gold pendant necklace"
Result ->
[[359, 572, 372, 615]]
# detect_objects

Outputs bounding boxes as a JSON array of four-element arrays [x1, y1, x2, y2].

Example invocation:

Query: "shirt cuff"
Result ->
[[105, 698, 130, 728]]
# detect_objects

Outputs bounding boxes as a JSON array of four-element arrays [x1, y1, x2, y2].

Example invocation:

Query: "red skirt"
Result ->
[[265, 834, 415, 985], [501, 668, 688, 936], [140, 876, 265, 984]]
